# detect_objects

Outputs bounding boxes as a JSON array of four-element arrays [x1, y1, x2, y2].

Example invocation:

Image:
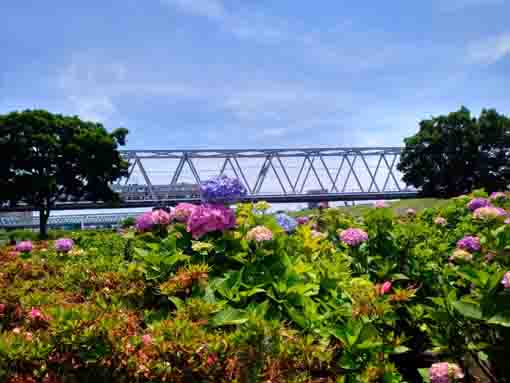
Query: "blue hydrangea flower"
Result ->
[[275, 213, 298, 233], [200, 175, 247, 203]]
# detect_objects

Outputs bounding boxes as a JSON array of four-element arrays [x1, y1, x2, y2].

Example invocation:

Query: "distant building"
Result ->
[[113, 182, 199, 201], [0, 211, 34, 228]]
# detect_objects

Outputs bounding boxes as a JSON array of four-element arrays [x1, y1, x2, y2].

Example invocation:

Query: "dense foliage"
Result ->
[[0, 110, 129, 237], [1, 191, 510, 382], [397, 107, 510, 197]]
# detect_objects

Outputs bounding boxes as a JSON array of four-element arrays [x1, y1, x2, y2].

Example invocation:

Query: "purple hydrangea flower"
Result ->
[[15, 241, 33, 253], [275, 213, 298, 233], [200, 175, 247, 203], [296, 216, 310, 225], [457, 235, 481, 253], [54, 238, 74, 253], [467, 198, 490, 211], [135, 212, 154, 232], [339, 228, 369, 247]]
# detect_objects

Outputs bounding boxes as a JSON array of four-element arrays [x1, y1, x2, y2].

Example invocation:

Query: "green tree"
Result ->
[[0, 110, 129, 237], [397, 106, 510, 198]]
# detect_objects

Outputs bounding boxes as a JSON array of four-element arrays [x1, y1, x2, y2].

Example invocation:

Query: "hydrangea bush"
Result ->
[[1, 187, 510, 382]]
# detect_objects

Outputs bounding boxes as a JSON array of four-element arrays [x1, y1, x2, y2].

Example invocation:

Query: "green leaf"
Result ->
[[451, 300, 483, 320], [211, 307, 249, 326]]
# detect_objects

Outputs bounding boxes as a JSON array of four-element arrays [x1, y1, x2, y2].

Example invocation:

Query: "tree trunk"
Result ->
[[39, 208, 49, 239]]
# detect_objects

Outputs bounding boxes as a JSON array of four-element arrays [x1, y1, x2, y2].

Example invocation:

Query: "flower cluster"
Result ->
[[473, 206, 507, 220], [434, 216, 447, 226], [429, 362, 464, 383], [490, 191, 507, 201], [54, 238, 74, 253], [450, 249, 473, 263], [151, 209, 173, 225], [200, 175, 247, 203], [406, 208, 417, 217], [246, 226, 273, 242], [374, 200, 387, 208], [456, 235, 480, 252], [502, 272, 510, 289], [135, 212, 155, 232], [339, 228, 368, 247], [186, 204, 236, 239], [174, 203, 197, 222], [296, 216, 310, 225], [275, 213, 298, 233], [15, 241, 33, 253], [467, 197, 490, 211]]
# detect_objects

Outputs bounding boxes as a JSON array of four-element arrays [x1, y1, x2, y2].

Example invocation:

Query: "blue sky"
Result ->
[[2, 0, 510, 150]]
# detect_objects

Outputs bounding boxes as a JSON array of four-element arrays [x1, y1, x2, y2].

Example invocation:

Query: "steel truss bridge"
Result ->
[[0, 147, 417, 214]]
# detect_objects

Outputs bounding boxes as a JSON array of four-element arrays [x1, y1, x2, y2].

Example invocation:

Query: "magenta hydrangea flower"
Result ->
[[296, 216, 310, 225], [200, 175, 247, 203], [429, 362, 464, 383], [490, 191, 507, 201], [135, 212, 154, 232], [467, 198, 490, 211], [434, 216, 447, 226], [142, 334, 153, 346], [457, 236, 481, 252], [15, 241, 33, 253], [339, 228, 368, 247], [173, 203, 197, 222], [151, 209, 172, 225], [28, 307, 44, 321], [502, 272, 510, 289], [246, 226, 273, 242], [54, 238, 74, 253], [186, 204, 236, 239]]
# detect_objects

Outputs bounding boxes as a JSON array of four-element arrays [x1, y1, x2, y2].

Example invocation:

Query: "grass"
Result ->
[[294, 198, 448, 217]]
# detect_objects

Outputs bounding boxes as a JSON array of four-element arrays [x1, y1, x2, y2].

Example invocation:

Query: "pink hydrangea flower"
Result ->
[[429, 362, 464, 383], [55, 238, 74, 253], [151, 209, 172, 225], [25, 332, 33, 341], [296, 216, 310, 225], [174, 203, 197, 222], [186, 204, 236, 239], [473, 206, 506, 220], [339, 228, 368, 247], [246, 226, 273, 242], [135, 212, 154, 232], [28, 307, 44, 320], [434, 217, 447, 226], [406, 208, 417, 217], [374, 200, 387, 208], [379, 281, 392, 295], [502, 272, 510, 289], [16, 241, 33, 253], [0, 303, 6, 315], [142, 334, 153, 346], [12, 327, 21, 334]]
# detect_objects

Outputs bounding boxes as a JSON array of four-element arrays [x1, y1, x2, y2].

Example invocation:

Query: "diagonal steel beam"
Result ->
[[319, 154, 338, 192], [368, 155, 383, 193], [360, 153, 380, 193], [382, 154, 401, 191]]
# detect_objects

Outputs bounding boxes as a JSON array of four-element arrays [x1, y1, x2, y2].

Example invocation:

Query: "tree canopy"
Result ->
[[397, 106, 510, 198], [0, 110, 129, 236]]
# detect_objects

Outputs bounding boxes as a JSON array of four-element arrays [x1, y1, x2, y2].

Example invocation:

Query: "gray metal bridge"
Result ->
[[0, 147, 417, 213]]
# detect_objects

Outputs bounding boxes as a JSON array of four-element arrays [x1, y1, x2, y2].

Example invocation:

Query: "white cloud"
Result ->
[[468, 33, 510, 64]]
